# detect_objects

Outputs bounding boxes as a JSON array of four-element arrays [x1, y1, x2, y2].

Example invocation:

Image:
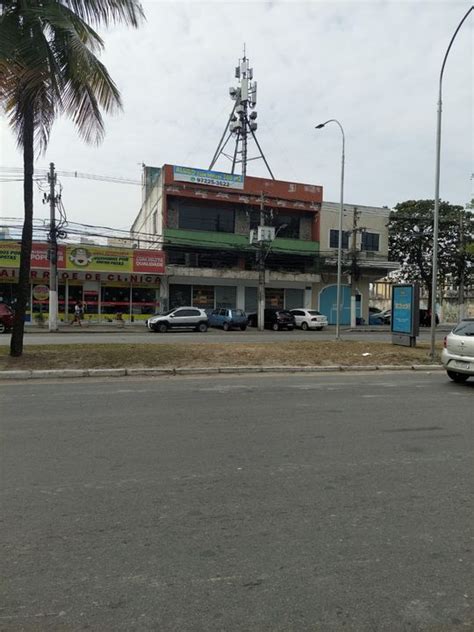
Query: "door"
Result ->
[[319, 285, 351, 325]]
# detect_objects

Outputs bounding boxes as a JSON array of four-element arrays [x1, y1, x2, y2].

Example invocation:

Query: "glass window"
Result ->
[[361, 232, 380, 252], [177, 199, 235, 233], [453, 321, 474, 336], [192, 285, 215, 310], [83, 289, 99, 315], [249, 210, 300, 239], [245, 287, 257, 312], [68, 284, 83, 314], [285, 288, 304, 310], [169, 284, 192, 309], [266, 288, 284, 309], [174, 309, 199, 317], [330, 229, 350, 249], [101, 285, 130, 315], [292, 310, 305, 316], [215, 286, 236, 309], [132, 287, 157, 315]]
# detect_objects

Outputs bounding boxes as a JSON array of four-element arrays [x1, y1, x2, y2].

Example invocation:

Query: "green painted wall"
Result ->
[[163, 228, 319, 255]]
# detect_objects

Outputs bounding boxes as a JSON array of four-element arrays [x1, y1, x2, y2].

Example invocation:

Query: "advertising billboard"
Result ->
[[173, 165, 244, 190], [391, 283, 419, 346]]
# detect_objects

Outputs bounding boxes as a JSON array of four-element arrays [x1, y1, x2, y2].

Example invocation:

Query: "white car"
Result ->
[[290, 309, 328, 331], [146, 307, 209, 333], [441, 318, 474, 383]]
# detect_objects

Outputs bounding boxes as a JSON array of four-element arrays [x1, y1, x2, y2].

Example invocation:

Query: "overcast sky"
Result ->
[[0, 0, 472, 233]]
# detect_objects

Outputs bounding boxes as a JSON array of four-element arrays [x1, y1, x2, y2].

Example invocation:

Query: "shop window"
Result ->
[[192, 285, 215, 310], [215, 286, 236, 309], [83, 290, 99, 315], [101, 285, 130, 315], [68, 284, 83, 314], [132, 287, 157, 315], [285, 288, 304, 310], [169, 284, 191, 309], [245, 287, 257, 313], [0, 283, 18, 309], [265, 288, 284, 309]]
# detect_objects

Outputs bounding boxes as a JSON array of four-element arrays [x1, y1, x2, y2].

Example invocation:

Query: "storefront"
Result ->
[[0, 241, 165, 323]]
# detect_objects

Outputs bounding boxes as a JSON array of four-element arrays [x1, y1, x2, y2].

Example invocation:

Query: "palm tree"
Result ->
[[0, 0, 144, 356]]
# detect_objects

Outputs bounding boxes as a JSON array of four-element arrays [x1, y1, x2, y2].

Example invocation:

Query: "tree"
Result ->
[[388, 199, 472, 308], [0, 0, 144, 356]]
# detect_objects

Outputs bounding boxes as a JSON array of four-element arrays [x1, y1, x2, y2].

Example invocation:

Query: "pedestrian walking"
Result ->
[[72, 300, 84, 326]]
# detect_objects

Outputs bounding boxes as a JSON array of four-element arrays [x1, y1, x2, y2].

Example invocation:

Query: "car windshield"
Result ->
[[453, 321, 474, 336]]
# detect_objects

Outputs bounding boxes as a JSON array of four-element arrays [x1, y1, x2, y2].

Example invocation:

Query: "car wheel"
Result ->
[[240, 325, 247, 331], [447, 370, 469, 383], [197, 322, 208, 333], [0, 322, 5, 334], [272, 323, 279, 331], [223, 322, 230, 331], [301, 321, 309, 331], [157, 322, 168, 333]]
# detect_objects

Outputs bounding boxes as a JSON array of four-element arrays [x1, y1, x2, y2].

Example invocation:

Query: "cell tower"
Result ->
[[209, 51, 274, 179]]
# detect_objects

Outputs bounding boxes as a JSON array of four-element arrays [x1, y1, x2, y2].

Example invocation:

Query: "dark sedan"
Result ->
[[248, 308, 295, 331]]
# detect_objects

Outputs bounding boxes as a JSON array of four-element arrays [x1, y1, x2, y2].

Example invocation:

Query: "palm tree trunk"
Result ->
[[10, 104, 34, 357]]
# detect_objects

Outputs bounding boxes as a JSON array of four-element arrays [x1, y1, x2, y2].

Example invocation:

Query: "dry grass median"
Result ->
[[0, 341, 441, 371]]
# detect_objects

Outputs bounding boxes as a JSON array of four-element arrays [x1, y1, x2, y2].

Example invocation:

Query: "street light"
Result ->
[[315, 119, 345, 340], [430, 5, 473, 360]]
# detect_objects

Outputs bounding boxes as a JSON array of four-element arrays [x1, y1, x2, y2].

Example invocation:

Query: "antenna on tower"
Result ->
[[209, 52, 274, 179]]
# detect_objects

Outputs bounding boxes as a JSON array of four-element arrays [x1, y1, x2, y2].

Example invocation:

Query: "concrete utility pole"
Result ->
[[350, 207, 360, 328], [458, 209, 465, 321], [258, 191, 266, 332], [48, 162, 59, 332]]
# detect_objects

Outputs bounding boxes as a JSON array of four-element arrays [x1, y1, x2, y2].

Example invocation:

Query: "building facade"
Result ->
[[0, 241, 165, 323], [131, 165, 397, 323]]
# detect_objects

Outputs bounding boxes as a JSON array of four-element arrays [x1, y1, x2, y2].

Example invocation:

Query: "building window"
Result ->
[[192, 285, 215, 310], [361, 232, 380, 252], [215, 286, 237, 309], [169, 284, 192, 309], [177, 200, 235, 233], [329, 229, 350, 249], [249, 210, 300, 239]]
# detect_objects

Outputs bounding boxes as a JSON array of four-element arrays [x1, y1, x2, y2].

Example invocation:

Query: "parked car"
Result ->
[[146, 307, 209, 333], [247, 308, 295, 331], [0, 303, 14, 333], [290, 309, 327, 331], [441, 319, 474, 383], [419, 309, 439, 327], [369, 312, 385, 325], [208, 308, 248, 331]]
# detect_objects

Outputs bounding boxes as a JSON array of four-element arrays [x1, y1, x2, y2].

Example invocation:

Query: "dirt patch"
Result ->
[[0, 341, 441, 371]]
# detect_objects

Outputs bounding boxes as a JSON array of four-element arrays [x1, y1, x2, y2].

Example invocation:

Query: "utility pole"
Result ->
[[258, 191, 266, 332], [458, 209, 465, 321], [48, 162, 59, 332], [350, 207, 360, 328]]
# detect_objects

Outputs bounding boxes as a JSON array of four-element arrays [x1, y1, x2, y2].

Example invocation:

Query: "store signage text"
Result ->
[[173, 165, 244, 190], [0, 269, 160, 284]]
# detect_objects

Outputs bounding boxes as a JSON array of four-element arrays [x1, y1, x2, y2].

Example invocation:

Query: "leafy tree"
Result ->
[[388, 199, 473, 308], [0, 0, 144, 356]]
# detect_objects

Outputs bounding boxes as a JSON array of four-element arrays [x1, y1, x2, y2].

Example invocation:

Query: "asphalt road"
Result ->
[[1, 372, 472, 631], [0, 327, 448, 346]]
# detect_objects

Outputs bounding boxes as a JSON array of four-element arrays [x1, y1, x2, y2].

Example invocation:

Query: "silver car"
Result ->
[[441, 319, 474, 383], [290, 309, 328, 331], [147, 307, 209, 333]]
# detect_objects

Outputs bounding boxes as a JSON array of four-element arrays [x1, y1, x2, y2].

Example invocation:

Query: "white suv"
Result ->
[[290, 309, 328, 331], [147, 307, 209, 333]]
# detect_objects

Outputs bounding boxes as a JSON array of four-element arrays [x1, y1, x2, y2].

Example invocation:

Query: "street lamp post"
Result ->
[[430, 5, 473, 360], [316, 119, 345, 340]]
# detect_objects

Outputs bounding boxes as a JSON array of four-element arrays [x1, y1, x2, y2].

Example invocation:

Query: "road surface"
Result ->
[[0, 327, 448, 346], [1, 372, 472, 631]]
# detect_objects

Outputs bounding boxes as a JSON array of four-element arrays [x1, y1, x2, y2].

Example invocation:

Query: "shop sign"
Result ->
[[0, 242, 165, 274], [33, 284, 49, 301], [0, 242, 65, 269], [173, 165, 244, 190]]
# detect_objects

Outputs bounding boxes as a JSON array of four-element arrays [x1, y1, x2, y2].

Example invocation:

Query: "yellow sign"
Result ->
[[66, 246, 132, 272]]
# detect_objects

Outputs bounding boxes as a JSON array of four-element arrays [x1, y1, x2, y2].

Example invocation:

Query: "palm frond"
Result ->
[[59, 0, 145, 28]]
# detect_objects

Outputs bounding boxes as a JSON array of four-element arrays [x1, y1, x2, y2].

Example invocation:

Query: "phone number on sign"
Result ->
[[191, 177, 233, 187]]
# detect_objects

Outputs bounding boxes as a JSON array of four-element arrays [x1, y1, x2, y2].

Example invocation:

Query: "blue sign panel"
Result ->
[[173, 166, 244, 190], [392, 285, 415, 334]]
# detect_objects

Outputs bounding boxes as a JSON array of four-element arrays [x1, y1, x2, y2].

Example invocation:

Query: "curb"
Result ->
[[0, 364, 444, 381]]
